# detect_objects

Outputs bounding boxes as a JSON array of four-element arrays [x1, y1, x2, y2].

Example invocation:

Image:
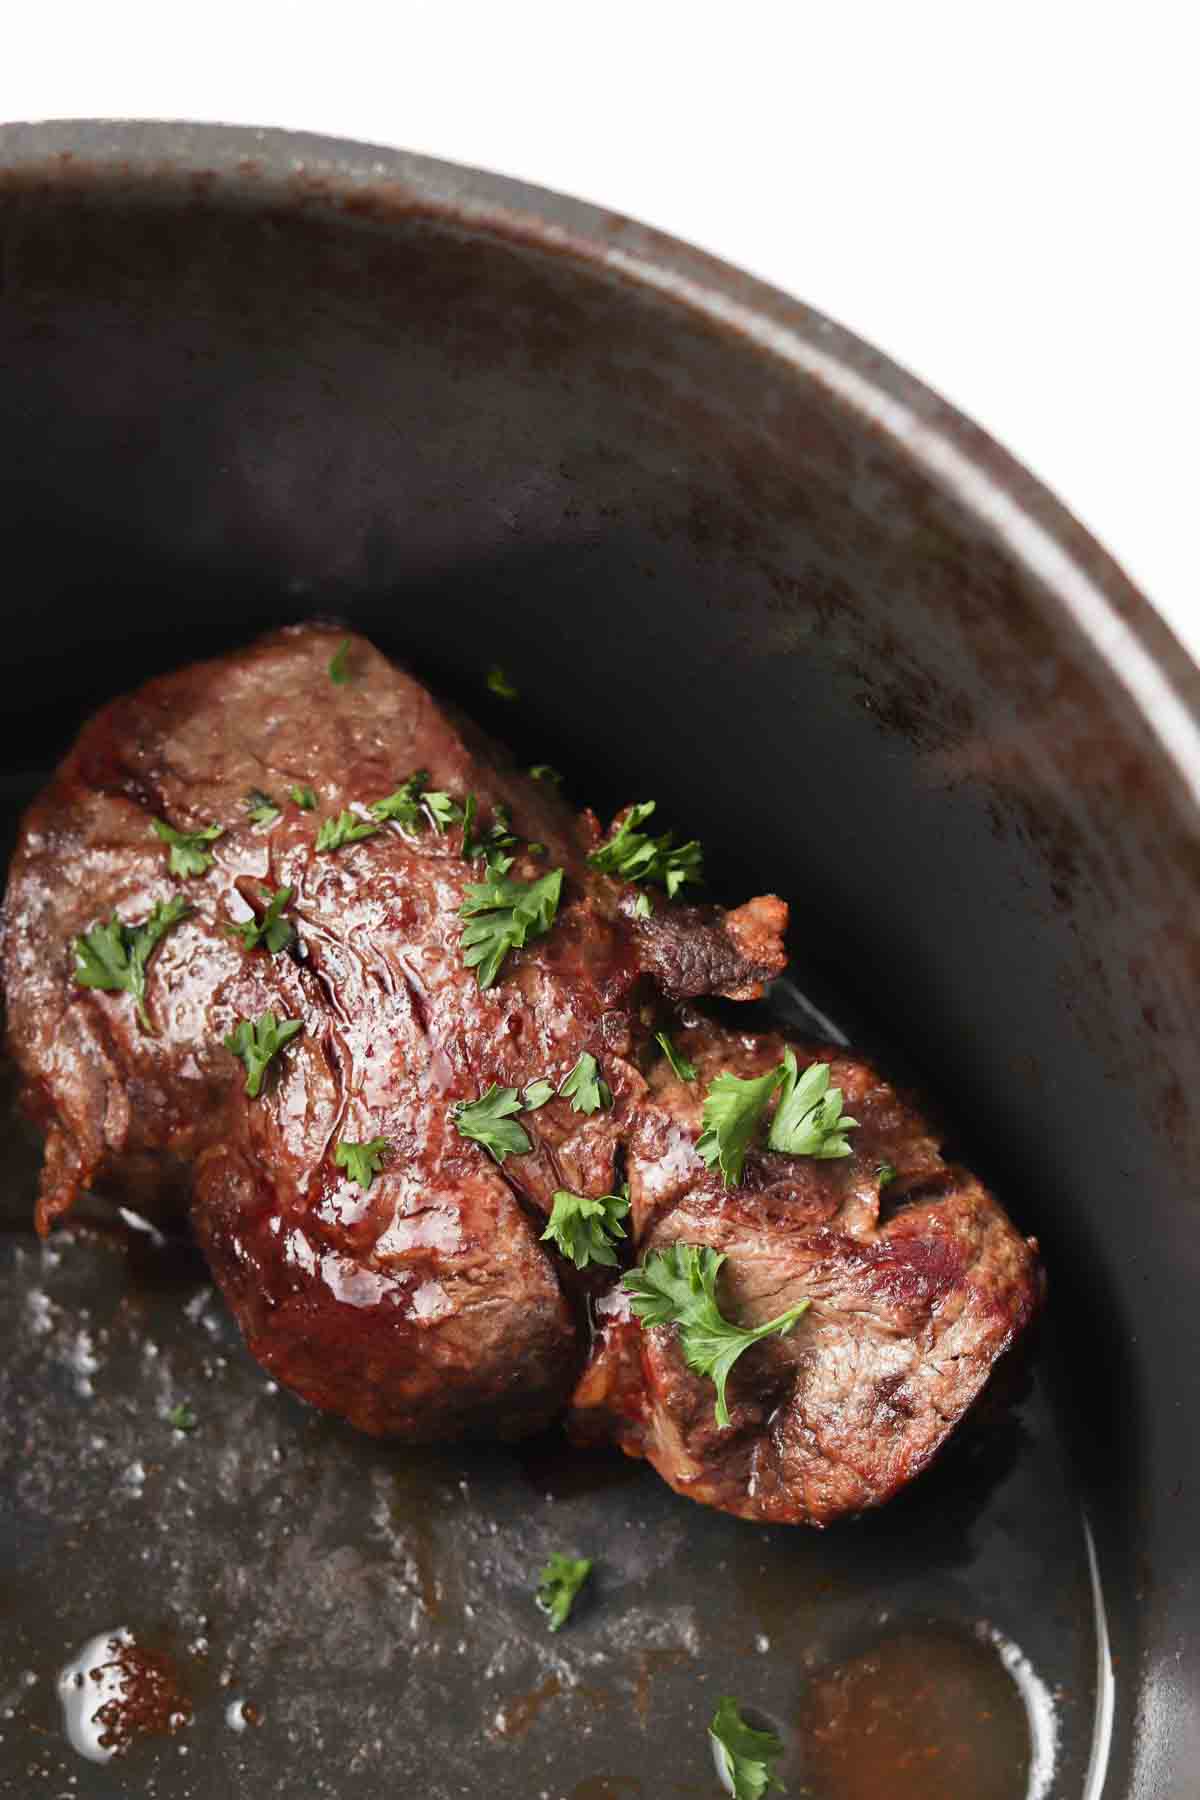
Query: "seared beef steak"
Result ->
[[1, 627, 1041, 1513]]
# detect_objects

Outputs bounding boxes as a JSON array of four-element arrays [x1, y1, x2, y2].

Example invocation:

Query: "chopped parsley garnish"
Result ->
[[877, 1161, 898, 1188], [452, 1084, 532, 1162], [623, 1243, 810, 1428], [245, 788, 281, 827], [290, 784, 317, 811], [151, 817, 223, 878], [487, 665, 518, 701], [633, 893, 654, 918], [541, 1187, 629, 1269], [167, 1402, 197, 1434], [226, 885, 295, 954], [709, 1697, 785, 1800], [425, 790, 461, 832], [73, 895, 191, 1030], [460, 794, 518, 870], [328, 638, 352, 684], [521, 1078, 556, 1111], [529, 764, 562, 787], [766, 1053, 858, 1160], [334, 1137, 390, 1191], [656, 1031, 697, 1083], [458, 867, 563, 989], [223, 1011, 303, 1097], [535, 1553, 592, 1631], [696, 1054, 859, 1187], [587, 800, 702, 898], [696, 1066, 785, 1188], [315, 810, 380, 853], [370, 770, 461, 834], [558, 1051, 612, 1115]]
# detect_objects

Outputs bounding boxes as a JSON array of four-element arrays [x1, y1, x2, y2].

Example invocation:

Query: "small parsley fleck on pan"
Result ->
[[290, 784, 317, 811], [708, 1697, 785, 1800], [223, 1012, 303, 1098], [315, 810, 380, 853], [558, 1051, 612, 1115], [225, 885, 295, 954], [451, 1085, 532, 1162], [167, 1402, 198, 1434], [151, 817, 223, 878], [334, 1137, 390, 1191], [73, 895, 191, 1031], [623, 1243, 810, 1428], [458, 867, 562, 989], [541, 1188, 629, 1269], [535, 1553, 592, 1631], [486, 665, 518, 701], [529, 764, 562, 786]]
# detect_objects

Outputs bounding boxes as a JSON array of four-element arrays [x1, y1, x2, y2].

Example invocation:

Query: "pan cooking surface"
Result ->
[[0, 914, 1105, 1799]]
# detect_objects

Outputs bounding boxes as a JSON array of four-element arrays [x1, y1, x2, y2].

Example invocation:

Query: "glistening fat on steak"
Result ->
[[0, 626, 1041, 1522]]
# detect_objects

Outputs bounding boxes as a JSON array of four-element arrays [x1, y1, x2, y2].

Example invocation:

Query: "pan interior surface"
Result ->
[[2, 122, 1198, 1798]]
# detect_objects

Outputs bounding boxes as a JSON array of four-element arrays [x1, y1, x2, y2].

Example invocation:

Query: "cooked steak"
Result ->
[[568, 1018, 1041, 1524], [1, 626, 1041, 1512]]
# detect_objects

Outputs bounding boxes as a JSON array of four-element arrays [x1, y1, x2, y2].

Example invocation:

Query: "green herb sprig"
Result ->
[[73, 895, 191, 1030], [623, 1243, 810, 1427]]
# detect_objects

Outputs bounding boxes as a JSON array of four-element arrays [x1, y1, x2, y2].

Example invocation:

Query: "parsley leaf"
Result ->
[[588, 800, 703, 898], [541, 1187, 630, 1269], [878, 1161, 898, 1188], [461, 795, 518, 870], [522, 1078, 556, 1111], [709, 1697, 785, 1800], [369, 771, 428, 828], [459, 867, 563, 990], [696, 1067, 785, 1188], [558, 1052, 612, 1115], [151, 817, 223, 878], [223, 1011, 303, 1097], [623, 1243, 810, 1427], [225, 885, 295, 954], [529, 764, 562, 787], [167, 1402, 197, 1434], [766, 1051, 858, 1160], [535, 1553, 592, 1631], [334, 1136, 390, 1191], [452, 1084, 532, 1162], [245, 788, 281, 827], [656, 1031, 697, 1083], [370, 771, 462, 834], [315, 810, 380, 853], [487, 665, 518, 701], [73, 895, 191, 1030], [290, 784, 317, 811], [329, 638, 352, 684], [633, 892, 654, 918], [424, 790, 461, 832]]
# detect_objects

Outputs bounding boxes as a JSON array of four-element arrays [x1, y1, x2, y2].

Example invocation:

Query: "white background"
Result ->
[[4, 2, 1198, 658]]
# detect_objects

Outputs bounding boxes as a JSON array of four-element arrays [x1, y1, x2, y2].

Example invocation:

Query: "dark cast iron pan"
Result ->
[[0, 121, 1197, 1800]]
